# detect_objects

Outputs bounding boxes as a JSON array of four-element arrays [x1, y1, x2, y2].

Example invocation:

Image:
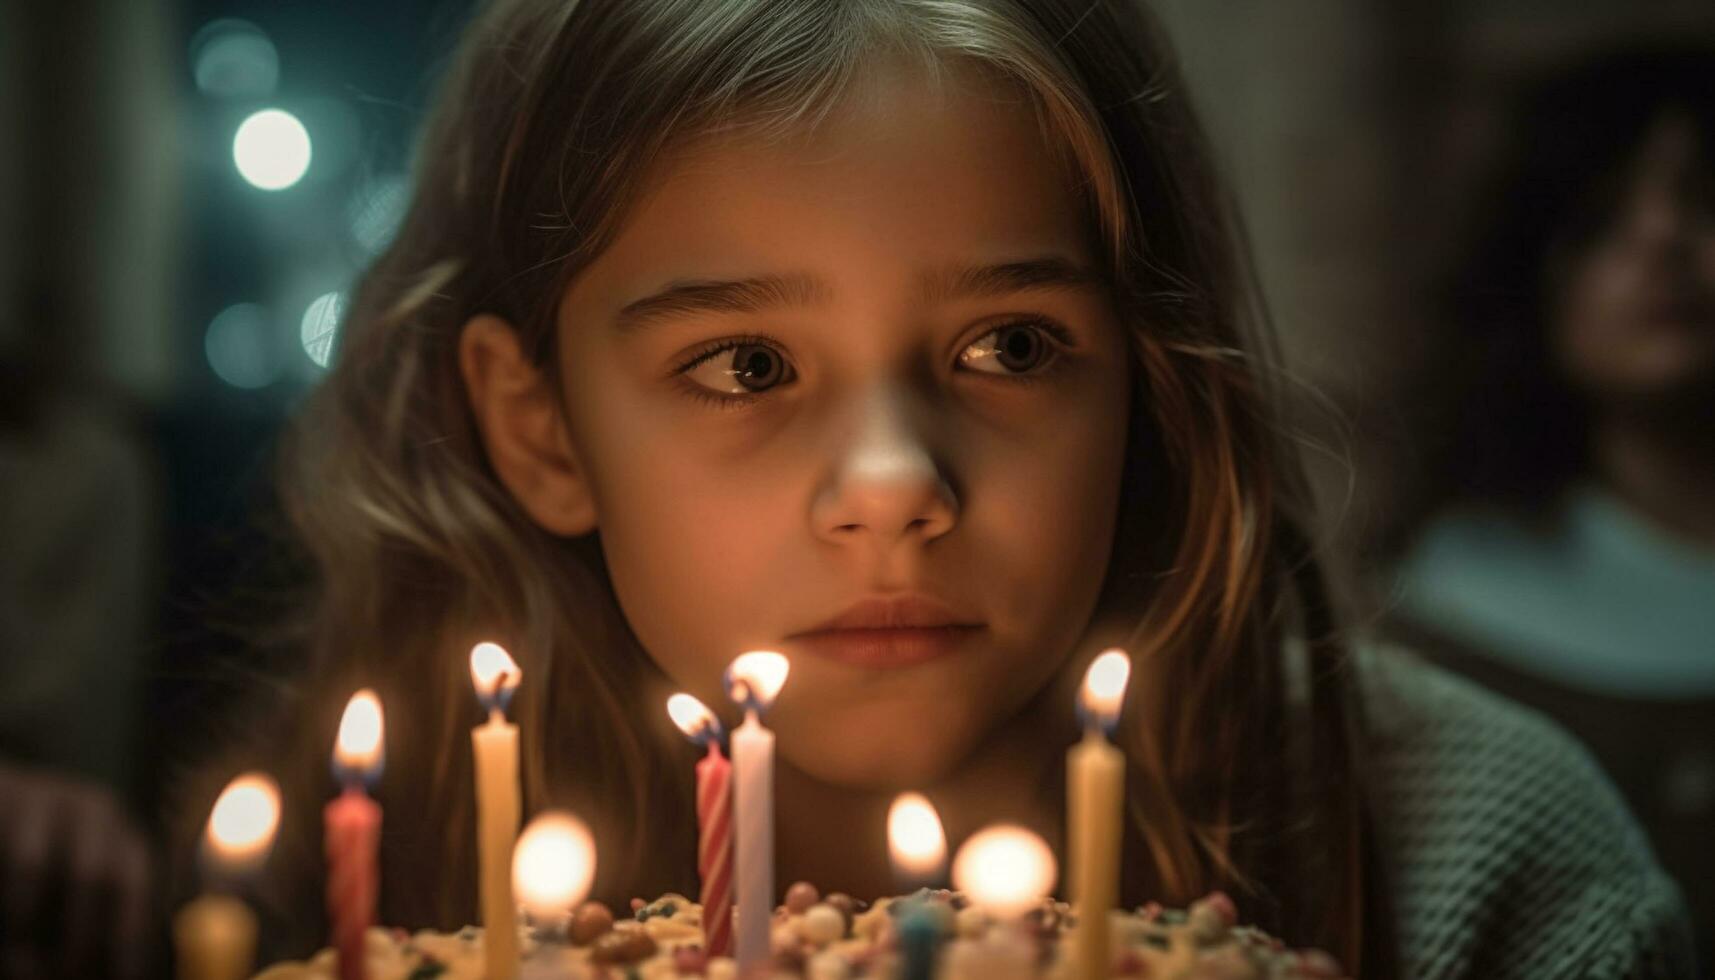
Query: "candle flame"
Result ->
[[666, 692, 723, 743], [951, 824, 1056, 918], [469, 641, 522, 712], [887, 792, 947, 882], [205, 772, 281, 870], [1077, 649, 1131, 729], [512, 810, 597, 922], [724, 651, 789, 712], [334, 689, 385, 777]]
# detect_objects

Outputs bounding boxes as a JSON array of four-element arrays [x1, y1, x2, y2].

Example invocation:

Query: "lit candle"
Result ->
[[887, 792, 947, 891], [1068, 650, 1131, 980], [723, 650, 789, 973], [887, 793, 948, 980], [174, 773, 280, 980], [326, 689, 385, 980], [949, 826, 1055, 980], [470, 642, 523, 980], [512, 811, 597, 927], [667, 692, 734, 957]]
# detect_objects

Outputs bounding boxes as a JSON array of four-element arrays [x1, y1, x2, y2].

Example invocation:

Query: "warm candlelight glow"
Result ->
[[334, 689, 385, 776], [1077, 648, 1132, 728], [887, 792, 947, 882], [724, 651, 789, 711], [951, 824, 1057, 918], [512, 811, 596, 922], [205, 772, 281, 871], [667, 692, 722, 742], [469, 642, 522, 711]]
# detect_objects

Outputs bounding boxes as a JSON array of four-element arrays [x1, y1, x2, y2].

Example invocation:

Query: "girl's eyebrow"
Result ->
[[612, 256, 1102, 335]]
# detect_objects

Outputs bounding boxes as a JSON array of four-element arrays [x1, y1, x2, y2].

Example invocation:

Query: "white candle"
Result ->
[[175, 773, 280, 980], [724, 650, 789, 973], [470, 642, 523, 980], [1068, 649, 1131, 980]]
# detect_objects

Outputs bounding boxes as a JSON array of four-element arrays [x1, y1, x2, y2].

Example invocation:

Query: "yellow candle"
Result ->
[[1068, 650, 1131, 980], [470, 642, 523, 980], [174, 894, 256, 980], [176, 773, 280, 980]]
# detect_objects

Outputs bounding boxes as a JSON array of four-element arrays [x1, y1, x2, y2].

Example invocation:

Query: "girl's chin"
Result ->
[[774, 706, 982, 791]]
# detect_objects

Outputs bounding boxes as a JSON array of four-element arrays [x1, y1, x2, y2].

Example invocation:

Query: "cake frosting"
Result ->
[[251, 884, 1348, 979]]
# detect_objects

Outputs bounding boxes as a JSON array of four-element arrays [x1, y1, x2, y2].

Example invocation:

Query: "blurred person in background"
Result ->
[[1388, 44, 1715, 963], [0, 0, 174, 976]]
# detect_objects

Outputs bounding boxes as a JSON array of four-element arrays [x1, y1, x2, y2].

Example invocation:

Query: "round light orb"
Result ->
[[513, 811, 597, 922], [347, 172, 410, 255], [206, 772, 281, 868], [190, 19, 278, 99], [234, 109, 311, 191], [950, 824, 1056, 918], [204, 303, 279, 389], [300, 291, 343, 368]]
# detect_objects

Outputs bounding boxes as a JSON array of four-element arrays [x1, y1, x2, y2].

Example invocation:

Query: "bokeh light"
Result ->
[[347, 172, 410, 255], [204, 303, 280, 389], [233, 109, 311, 191], [300, 291, 343, 368], [205, 772, 281, 870], [513, 811, 597, 922], [189, 19, 279, 99]]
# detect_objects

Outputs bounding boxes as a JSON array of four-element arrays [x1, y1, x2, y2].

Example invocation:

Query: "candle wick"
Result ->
[[486, 669, 512, 710], [489, 707, 504, 726]]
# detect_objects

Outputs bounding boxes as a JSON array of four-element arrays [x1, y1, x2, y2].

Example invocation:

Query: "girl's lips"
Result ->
[[788, 625, 984, 669]]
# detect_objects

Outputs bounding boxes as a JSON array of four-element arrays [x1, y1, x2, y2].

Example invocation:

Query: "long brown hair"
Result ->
[[229, 0, 1390, 972]]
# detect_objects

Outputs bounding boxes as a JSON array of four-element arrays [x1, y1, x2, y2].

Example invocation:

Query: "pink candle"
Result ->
[[327, 690, 385, 980], [695, 742, 734, 957], [667, 693, 734, 957]]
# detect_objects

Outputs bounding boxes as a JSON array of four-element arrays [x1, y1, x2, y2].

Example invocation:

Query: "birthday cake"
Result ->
[[249, 884, 1347, 979]]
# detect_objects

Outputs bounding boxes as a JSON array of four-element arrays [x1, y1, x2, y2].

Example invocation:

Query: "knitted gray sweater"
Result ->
[[1360, 648, 1698, 978]]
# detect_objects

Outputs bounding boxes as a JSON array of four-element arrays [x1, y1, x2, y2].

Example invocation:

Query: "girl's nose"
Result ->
[[811, 385, 958, 548]]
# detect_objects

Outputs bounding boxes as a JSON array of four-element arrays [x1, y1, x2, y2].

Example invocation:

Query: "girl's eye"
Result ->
[[958, 320, 1064, 376], [679, 340, 795, 396], [674, 318, 1070, 407]]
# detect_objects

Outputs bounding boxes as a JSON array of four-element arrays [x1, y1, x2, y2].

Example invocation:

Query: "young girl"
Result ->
[[185, 1, 1693, 977]]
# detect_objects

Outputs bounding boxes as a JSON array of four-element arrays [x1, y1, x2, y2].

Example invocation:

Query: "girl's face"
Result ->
[[482, 59, 1131, 789]]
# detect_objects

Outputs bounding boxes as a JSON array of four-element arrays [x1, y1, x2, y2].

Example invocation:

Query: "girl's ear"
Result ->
[[458, 314, 598, 536]]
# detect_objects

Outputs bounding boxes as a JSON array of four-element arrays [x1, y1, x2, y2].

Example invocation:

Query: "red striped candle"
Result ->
[[667, 692, 735, 957], [696, 741, 734, 957]]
